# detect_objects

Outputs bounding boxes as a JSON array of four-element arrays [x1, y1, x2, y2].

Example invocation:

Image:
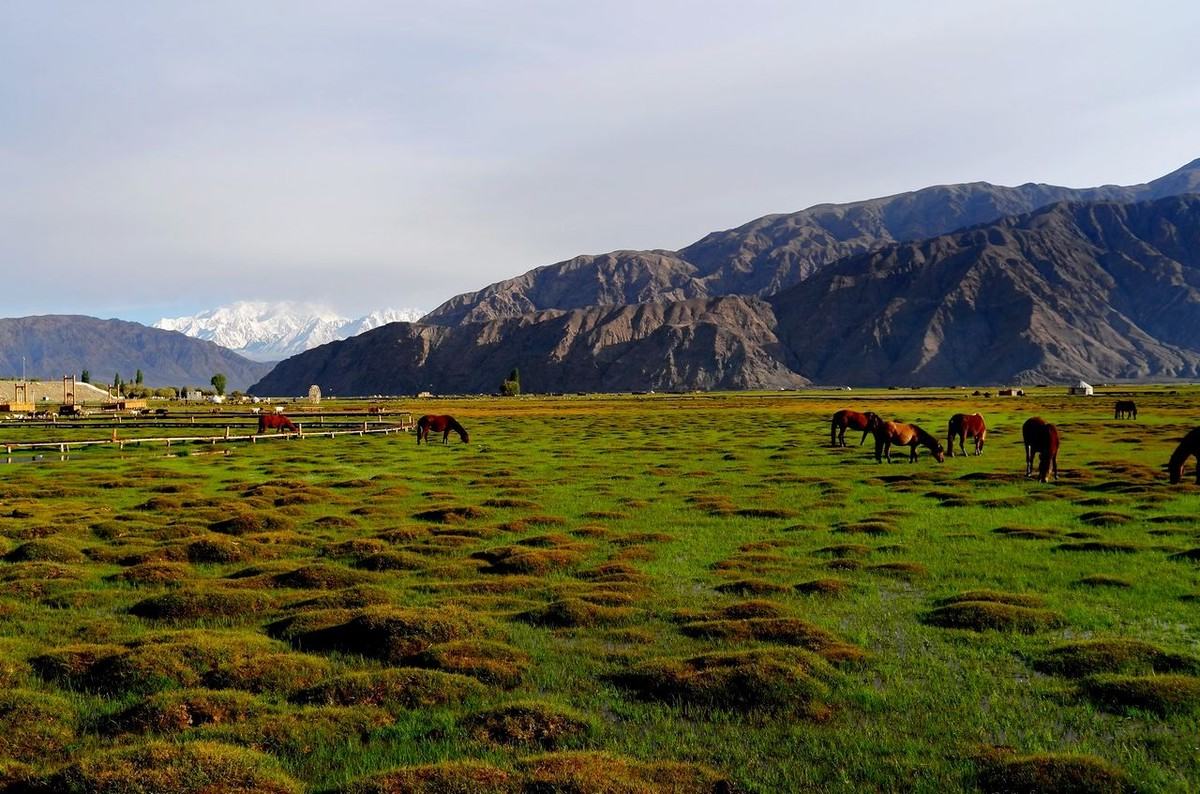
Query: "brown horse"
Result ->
[[1168, 427, 1200, 484], [417, 414, 469, 445], [873, 421, 945, 463], [258, 413, 298, 434], [1022, 417, 1059, 482], [1114, 400, 1137, 420], [830, 409, 882, 447], [947, 413, 987, 457]]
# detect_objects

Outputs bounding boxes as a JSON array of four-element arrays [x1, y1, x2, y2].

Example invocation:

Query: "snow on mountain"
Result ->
[[155, 302, 423, 361]]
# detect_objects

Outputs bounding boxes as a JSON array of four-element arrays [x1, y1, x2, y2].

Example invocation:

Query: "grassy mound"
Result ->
[[1168, 547, 1200, 562], [411, 640, 531, 688], [203, 651, 332, 694], [113, 688, 269, 733], [1080, 674, 1200, 715], [35, 740, 302, 793], [210, 512, 293, 536], [129, 588, 274, 622], [517, 751, 732, 793], [275, 605, 491, 663], [923, 602, 1065, 633], [107, 561, 193, 586], [270, 564, 375, 590], [413, 505, 490, 524], [0, 689, 77, 762], [793, 578, 852, 596], [935, 590, 1045, 608], [185, 536, 255, 564], [293, 668, 485, 710], [713, 579, 788, 595], [464, 701, 593, 748], [866, 562, 928, 579], [476, 547, 585, 576], [354, 551, 427, 571], [1054, 541, 1140, 554], [1075, 574, 1133, 588], [976, 751, 1131, 794], [286, 585, 393, 611], [4, 540, 84, 563], [614, 648, 836, 715], [517, 598, 639, 628], [336, 760, 516, 794]]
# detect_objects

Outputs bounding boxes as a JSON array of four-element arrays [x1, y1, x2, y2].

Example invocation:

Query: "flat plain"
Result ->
[[0, 388, 1197, 793]]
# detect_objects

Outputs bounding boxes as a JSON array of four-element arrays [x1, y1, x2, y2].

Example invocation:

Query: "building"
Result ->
[[1067, 380, 1094, 396], [308, 385, 322, 404]]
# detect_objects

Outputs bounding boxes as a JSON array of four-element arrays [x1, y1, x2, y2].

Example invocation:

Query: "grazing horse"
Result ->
[[258, 413, 297, 434], [873, 421, 945, 463], [1022, 417, 1059, 482], [830, 409, 882, 447], [947, 413, 987, 457], [1168, 427, 1200, 485], [1114, 400, 1138, 420], [417, 414, 469, 445]]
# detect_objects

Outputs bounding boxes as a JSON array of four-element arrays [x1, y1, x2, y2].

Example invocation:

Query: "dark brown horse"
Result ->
[[417, 414, 469, 445], [258, 413, 298, 434], [1114, 400, 1137, 420], [947, 413, 987, 457], [1168, 427, 1200, 484], [873, 421, 945, 463], [1022, 417, 1059, 482], [830, 409, 883, 447]]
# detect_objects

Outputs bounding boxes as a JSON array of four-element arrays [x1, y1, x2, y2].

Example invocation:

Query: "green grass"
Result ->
[[0, 387, 1198, 791]]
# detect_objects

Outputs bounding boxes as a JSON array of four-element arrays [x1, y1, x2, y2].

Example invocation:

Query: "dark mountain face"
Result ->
[[0, 316, 273, 390], [422, 160, 1200, 325], [769, 196, 1200, 385], [250, 297, 807, 396]]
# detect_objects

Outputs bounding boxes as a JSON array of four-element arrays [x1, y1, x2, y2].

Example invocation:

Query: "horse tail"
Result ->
[[1040, 425, 1060, 482], [416, 416, 427, 444]]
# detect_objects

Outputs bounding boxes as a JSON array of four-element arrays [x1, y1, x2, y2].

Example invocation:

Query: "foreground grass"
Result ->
[[0, 387, 1197, 792]]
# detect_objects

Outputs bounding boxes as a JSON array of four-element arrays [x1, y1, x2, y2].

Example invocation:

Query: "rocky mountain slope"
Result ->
[[250, 297, 806, 395], [0, 316, 273, 390], [770, 195, 1200, 385], [155, 302, 423, 361], [422, 159, 1200, 325], [252, 194, 1200, 393]]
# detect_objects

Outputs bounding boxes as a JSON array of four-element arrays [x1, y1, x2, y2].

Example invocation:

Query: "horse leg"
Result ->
[[831, 420, 839, 447], [959, 434, 966, 457], [909, 443, 918, 463], [874, 435, 883, 463], [884, 440, 893, 463], [859, 428, 869, 446], [442, 430, 450, 445]]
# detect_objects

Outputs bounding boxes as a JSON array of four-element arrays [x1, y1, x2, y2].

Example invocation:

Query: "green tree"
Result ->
[[210, 373, 227, 396], [501, 367, 521, 397], [135, 369, 144, 385], [113, 372, 122, 390], [80, 369, 90, 384]]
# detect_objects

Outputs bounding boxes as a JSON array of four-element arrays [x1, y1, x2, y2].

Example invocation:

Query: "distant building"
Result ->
[[1067, 381, 1094, 396], [185, 389, 205, 402], [997, 388, 1024, 397]]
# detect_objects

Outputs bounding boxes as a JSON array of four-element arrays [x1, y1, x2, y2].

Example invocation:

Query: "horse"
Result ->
[[947, 413, 987, 457], [258, 413, 298, 434], [1168, 427, 1200, 485], [830, 409, 882, 447], [1022, 417, 1059, 482], [873, 421, 945, 463], [1114, 400, 1137, 420], [417, 414, 469, 445]]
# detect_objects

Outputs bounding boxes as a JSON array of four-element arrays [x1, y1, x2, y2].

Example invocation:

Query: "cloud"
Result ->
[[2, 1, 1199, 321]]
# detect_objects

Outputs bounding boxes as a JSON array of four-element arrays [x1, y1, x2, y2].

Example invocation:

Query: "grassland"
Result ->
[[0, 387, 1197, 793]]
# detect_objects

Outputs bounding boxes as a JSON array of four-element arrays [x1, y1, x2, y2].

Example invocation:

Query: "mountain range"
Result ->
[[155, 302, 423, 361], [250, 160, 1200, 395], [0, 316, 272, 391]]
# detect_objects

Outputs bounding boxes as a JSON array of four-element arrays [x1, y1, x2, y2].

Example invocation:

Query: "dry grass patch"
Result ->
[[475, 547, 585, 576], [518, 751, 732, 793], [413, 505, 491, 524], [714, 578, 788, 596], [293, 667, 485, 710], [272, 605, 492, 663], [335, 760, 516, 794], [112, 688, 269, 734], [794, 578, 852, 597], [210, 512, 293, 536], [130, 588, 276, 622], [0, 689, 77, 762]]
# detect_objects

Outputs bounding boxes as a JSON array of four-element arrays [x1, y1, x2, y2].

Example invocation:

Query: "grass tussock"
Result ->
[[272, 605, 492, 663], [1054, 541, 1140, 554], [335, 760, 516, 794], [518, 751, 732, 793], [714, 578, 788, 595], [130, 588, 275, 622], [517, 598, 640, 629], [107, 561, 193, 586], [112, 688, 269, 734], [1075, 574, 1133, 588], [935, 590, 1045, 608], [476, 547, 585, 576], [411, 640, 531, 689], [1080, 674, 1200, 715], [0, 689, 77, 762], [793, 578, 852, 596], [976, 750, 1131, 794]]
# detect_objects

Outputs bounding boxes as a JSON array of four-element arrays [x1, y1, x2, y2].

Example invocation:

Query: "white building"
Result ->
[[1067, 380, 1094, 396]]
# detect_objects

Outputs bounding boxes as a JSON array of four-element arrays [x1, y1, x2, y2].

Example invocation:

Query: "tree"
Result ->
[[135, 369, 144, 385], [113, 372, 122, 390], [210, 373, 227, 396], [501, 367, 521, 397], [80, 369, 90, 384]]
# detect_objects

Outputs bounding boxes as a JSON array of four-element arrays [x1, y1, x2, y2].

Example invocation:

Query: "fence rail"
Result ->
[[2, 423, 410, 455]]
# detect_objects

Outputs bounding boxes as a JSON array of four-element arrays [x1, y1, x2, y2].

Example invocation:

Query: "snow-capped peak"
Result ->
[[155, 301, 423, 361]]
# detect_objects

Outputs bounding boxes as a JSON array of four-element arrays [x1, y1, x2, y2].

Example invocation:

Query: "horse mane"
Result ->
[[914, 424, 940, 450], [1168, 429, 1200, 481], [448, 417, 468, 441]]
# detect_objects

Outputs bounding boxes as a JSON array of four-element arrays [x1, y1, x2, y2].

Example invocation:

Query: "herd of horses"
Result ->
[[832, 401, 1199, 485], [255, 412, 471, 446]]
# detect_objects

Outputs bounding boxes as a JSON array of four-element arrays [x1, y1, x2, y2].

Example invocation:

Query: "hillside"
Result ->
[[254, 195, 1200, 392], [249, 297, 806, 395], [770, 195, 1200, 385], [0, 315, 273, 391], [422, 159, 1200, 325]]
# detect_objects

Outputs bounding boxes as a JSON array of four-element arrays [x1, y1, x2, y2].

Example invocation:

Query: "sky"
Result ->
[[2, 1, 1199, 324]]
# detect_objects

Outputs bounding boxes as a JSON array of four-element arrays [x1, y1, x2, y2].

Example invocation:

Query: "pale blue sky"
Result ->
[[2, 1, 1198, 322]]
